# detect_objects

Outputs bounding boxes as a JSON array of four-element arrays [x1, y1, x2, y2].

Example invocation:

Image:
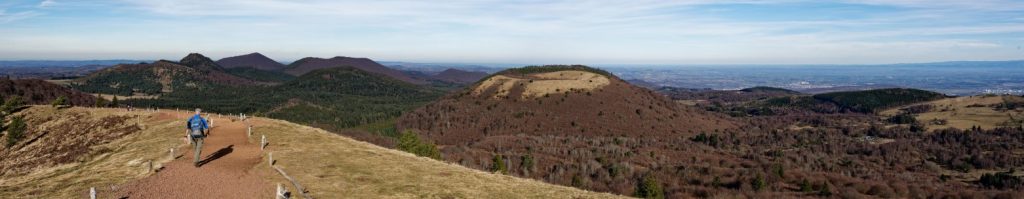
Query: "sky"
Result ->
[[0, 0, 1022, 64]]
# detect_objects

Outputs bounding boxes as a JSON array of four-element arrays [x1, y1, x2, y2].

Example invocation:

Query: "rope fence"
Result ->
[[86, 109, 312, 198]]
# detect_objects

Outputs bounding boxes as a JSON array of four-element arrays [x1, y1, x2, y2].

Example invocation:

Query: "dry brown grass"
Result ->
[[91, 93, 160, 100], [248, 117, 625, 199], [0, 106, 190, 198], [43, 79, 73, 86], [473, 71, 610, 99], [880, 95, 1024, 130]]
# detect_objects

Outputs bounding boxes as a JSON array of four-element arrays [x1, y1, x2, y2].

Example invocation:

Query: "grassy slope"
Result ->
[[0, 107, 620, 198], [251, 116, 623, 199], [880, 95, 1024, 130], [0, 106, 185, 198]]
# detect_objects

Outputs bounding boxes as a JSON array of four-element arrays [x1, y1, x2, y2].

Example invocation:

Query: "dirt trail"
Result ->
[[112, 112, 271, 198]]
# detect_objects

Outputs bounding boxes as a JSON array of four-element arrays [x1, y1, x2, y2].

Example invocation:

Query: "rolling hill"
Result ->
[[69, 53, 445, 140], [71, 53, 254, 96], [179, 53, 226, 72], [284, 56, 425, 84], [0, 78, 97, 106], [215, 52, 287, 71], [397, 65, 738, 196], [121, 66, 444, 134], [431, 68, 489, 84]]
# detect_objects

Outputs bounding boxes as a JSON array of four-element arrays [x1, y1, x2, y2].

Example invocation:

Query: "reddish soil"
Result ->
[[112, 113, 271, 198]]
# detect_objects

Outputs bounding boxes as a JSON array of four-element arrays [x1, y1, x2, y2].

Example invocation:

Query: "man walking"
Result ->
[[187, 108, 209, 167]]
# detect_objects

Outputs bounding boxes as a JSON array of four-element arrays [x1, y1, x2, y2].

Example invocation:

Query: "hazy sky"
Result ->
[[0, 0, 1022, 64]]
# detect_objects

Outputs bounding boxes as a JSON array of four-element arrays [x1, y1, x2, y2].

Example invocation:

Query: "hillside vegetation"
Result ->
[[703, 88, 948, 117], [812, 88, 947, 113], [70, 54, 445, 136], [0, 78, 97, 106], [399, 65, 739, 197], [224, 67, 295, 83], [125, 67, 443, 132]]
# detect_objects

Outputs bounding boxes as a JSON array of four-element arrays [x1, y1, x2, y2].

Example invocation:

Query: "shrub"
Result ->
[[979, 171, 1023, 189], [818, 183, 833, 196], [772, 164, 785, 178], [887, 114, 917, 124], [634, 173, 664, 199], [397, 130, 441, 160], [751, 174, 767, 191], [2, 96, 24, 113], [94, 96, 108, 107], [571, 173, 586, 188], [491, 154, 507, 174], [520, 154, 534, 173], [5, 116, 26, 147], [800, 179, 813, 192], [51, 96, 69, 108], [690, 132, 720, 147]]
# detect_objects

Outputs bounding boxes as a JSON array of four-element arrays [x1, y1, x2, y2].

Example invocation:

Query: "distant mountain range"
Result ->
[[0, 60, 149, 68], [65, 52, 480, 134], [431, 68, 488, 84]]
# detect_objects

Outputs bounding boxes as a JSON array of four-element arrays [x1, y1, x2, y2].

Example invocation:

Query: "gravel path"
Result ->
[[113, 113, 272, 198]]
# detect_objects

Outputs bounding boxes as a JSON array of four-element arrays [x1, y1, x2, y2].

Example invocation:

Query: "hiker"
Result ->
[[187, 108, 209, 167]]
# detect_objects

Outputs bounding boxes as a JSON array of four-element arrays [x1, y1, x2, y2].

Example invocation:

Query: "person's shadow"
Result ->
[[197, 145, 233, 167]]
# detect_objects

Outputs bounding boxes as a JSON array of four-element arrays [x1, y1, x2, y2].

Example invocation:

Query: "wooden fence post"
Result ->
[[261, 135, 266, 150], [169, 148, 175, 159], [269, 152, 274, 167], [247, 126, 252, 139], [90, 187, 96, 199], [273, 167, 312, 199], [276, 183, 285, 199], [148, 160, 153, 172]]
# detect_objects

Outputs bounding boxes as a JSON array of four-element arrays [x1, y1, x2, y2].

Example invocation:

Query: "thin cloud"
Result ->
[[38, 0, 56, 8], [0, 10, 40, 23], [0, 0, 1020, 63]]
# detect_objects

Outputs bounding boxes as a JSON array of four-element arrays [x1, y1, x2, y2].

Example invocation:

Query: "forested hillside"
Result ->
[[125, 67, 443, 132], [0, 78, 97, 106], [812, 88, 948, 113], [71, 53, 256, 96], [224, 67, 295, 83]]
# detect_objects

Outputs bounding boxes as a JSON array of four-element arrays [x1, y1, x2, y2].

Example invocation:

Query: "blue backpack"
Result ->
[[189, 116, 205, 138]]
